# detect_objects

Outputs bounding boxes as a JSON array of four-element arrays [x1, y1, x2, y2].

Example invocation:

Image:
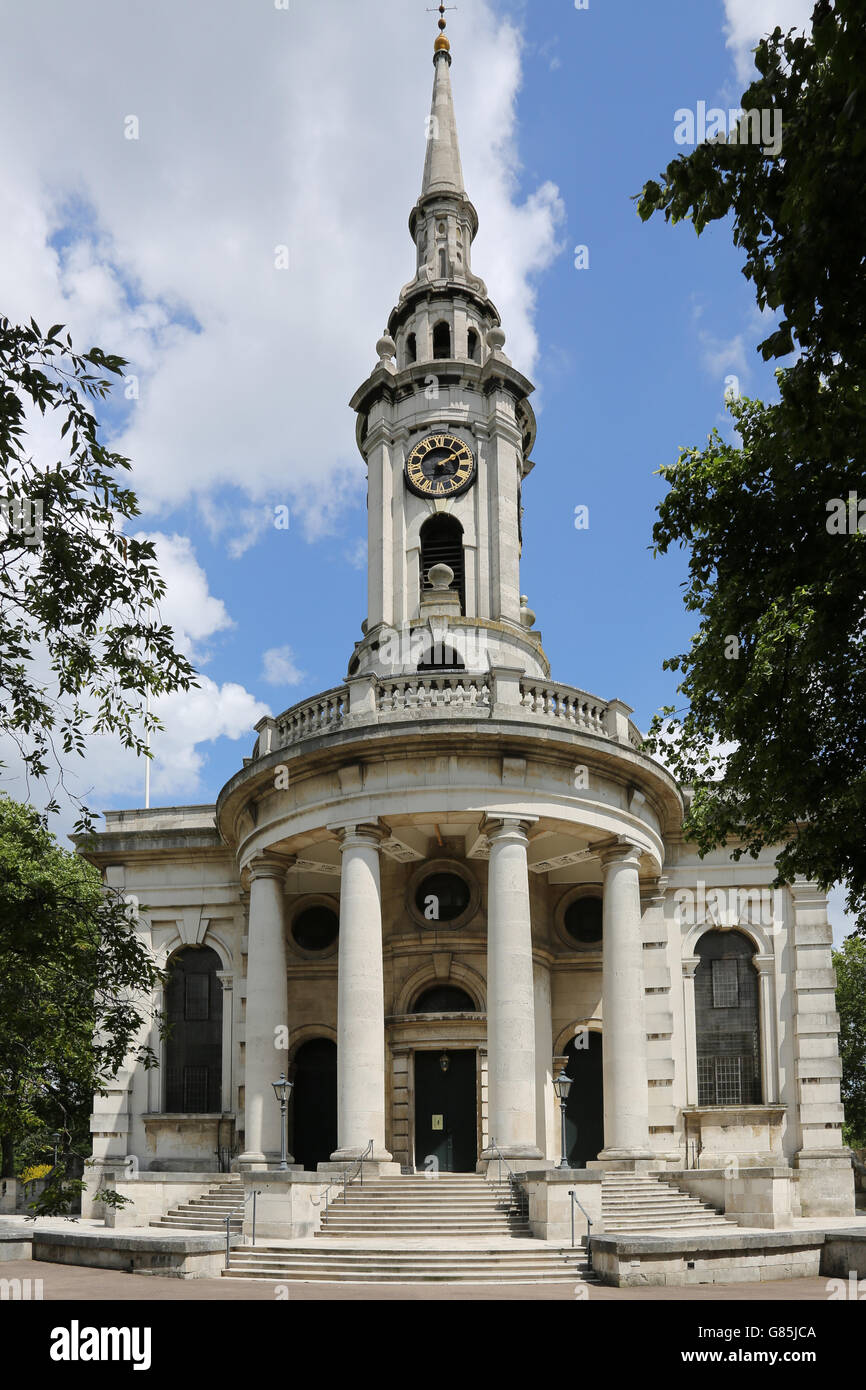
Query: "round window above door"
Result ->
[[555, 889, 603, 949], [406, 860, 479, 930]]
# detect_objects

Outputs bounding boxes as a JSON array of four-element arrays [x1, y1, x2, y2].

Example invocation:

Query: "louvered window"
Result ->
[[420, 514, 465, 613]]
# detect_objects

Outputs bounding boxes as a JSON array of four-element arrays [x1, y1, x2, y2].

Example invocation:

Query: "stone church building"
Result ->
[[83, 15, 853, 1233]]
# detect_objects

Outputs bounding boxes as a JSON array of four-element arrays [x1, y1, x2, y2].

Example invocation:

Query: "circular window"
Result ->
[[292, 905, 339, 952], [563, 896, 603, 945], [406, 860, 479, 930], [415, 872, 470, 923]]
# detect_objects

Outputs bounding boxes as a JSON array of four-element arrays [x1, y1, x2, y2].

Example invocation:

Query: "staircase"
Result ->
[[602, 1172, 734, 1233], [151, 1175, 243, 1233], [318, 1173, 529, 1238], [222, 1173, 594, 1284]]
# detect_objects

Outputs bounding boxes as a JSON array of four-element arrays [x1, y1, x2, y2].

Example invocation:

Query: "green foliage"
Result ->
[[0, 316, 196, 833], [637, 1, 866, 929], [834, 935, 866, 1147], [25, 1176, 86, 1219], [0, 795, 166, 1179]]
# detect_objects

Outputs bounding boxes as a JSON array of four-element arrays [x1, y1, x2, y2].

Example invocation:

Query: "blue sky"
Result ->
[[5, 0, 840, 920]]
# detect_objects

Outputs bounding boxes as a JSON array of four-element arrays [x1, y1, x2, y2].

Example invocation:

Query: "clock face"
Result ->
[[405, 432, 476, 498]]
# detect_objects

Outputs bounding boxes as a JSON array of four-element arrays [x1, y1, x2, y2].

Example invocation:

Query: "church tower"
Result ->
[[348, 10, 547, 682]]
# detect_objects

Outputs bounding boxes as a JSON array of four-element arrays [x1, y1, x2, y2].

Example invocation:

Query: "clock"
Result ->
[[405, 432, 476, 498]]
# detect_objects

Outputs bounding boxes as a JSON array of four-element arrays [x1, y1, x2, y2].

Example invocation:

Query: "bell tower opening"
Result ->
[[432, 320, 451, 358], [420, 514, 465, 613]]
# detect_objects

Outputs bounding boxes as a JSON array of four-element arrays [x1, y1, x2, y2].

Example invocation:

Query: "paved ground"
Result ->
[[0, 1258, 844, 1300]]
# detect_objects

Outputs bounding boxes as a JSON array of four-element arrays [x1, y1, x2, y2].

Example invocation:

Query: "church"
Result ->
[[82, 11, 854, 1249]]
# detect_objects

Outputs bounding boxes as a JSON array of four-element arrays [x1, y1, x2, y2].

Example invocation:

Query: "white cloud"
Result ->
[[0, 2, 564, 547], [136, 532, 233, 662], [722, 0, 814, 83], [261, 646, 307, 688]]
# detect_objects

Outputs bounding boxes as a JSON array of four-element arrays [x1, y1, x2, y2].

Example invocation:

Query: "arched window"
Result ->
[[411, 985, 476, 1013], [417, 642, 464, 673], [164, 946, 223, 1113], [694, 930, 762, 1105], [467, 328, 479, 362], [420, 514, 465, 613], [406, 332, 417, 364], [432, 321, 451, 359]]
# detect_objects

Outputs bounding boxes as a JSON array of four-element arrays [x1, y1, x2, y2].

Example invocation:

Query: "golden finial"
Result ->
[[429, 2, 454, 52]]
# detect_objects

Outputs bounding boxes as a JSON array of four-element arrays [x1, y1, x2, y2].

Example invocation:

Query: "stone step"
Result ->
[[222, 1247, 594, 1283]]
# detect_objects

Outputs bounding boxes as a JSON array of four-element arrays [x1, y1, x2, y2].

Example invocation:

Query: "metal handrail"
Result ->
[[568, 1189, 593, 1268], [224, 1187, 261, 1269], [311, 1139, 374, 1217], [485, 1139, 529, 1222]]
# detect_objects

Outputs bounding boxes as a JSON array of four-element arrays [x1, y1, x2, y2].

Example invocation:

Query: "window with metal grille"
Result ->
[[419, 514, 465, 614], [694, 930, 761, 1106], [184, 973, 210, 1021], [164, 946, 222, 1114], [711, 958, 739, 1007]]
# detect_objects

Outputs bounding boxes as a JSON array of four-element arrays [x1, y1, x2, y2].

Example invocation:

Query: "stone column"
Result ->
[[533, 962, 556, 1160], [331, 823, 392, 1162], [216, 972, 234, 1115], [681, 957, 700, 1106], [754, 954, 779, 1104], [598, 842, 653, 1162], [239, 853, 293, 1167], [481, 815, 543, 1163]]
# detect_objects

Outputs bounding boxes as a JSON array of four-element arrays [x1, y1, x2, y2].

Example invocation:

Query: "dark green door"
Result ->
[[564, 1031, 604, 1167], [414, 1050, 477, 1172]]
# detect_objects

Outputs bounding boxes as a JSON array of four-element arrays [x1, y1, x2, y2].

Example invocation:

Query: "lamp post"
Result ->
[[271, 1073, 294, 1171], [552, 1058, 573, 1170]]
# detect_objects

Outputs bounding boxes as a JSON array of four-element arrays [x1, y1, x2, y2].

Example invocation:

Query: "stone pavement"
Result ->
[[0, 1258, 844, 1301]]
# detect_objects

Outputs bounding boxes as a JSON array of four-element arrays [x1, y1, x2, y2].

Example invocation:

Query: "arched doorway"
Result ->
[[291, 1038, 337, 1171], [563, 1030, 604, 1167], [164, 945, 223, 1113]]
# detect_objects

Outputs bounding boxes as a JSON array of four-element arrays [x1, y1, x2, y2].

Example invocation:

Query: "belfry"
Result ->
[[82, 12, 855, 1270]]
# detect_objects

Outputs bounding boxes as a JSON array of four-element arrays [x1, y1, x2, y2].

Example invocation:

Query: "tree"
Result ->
[[833, 935, 866, 1149], [636, 0, 866, 930], [0, 795, 164, 1189], [0, 316, 196, 832]]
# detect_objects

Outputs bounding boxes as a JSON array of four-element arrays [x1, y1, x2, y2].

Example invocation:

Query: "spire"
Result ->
[[421, 7, 465, 199]]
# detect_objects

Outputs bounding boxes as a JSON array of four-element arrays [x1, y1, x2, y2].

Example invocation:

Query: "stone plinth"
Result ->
[[521, 1168, 604, 1243]]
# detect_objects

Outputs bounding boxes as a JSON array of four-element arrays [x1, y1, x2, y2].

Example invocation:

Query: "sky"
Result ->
[[3, 0, 847, 935]]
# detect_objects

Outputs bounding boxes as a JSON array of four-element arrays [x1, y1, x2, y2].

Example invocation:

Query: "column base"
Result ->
[[237, 1150, 299, 1172], [478, 1145, 546, 1177], [589, 1148, 654, 1173], [320, 1154, 400, 1178]]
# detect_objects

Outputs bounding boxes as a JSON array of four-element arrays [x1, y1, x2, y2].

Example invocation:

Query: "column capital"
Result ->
[[681, 956, 700, 979], [246, 851, 295, 883], [479, 813, 538, 844], [753, 953, 776, 975], [597, 836, 644, 871], [216, 971, 234, 991], [328, 819, 391, 851]]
